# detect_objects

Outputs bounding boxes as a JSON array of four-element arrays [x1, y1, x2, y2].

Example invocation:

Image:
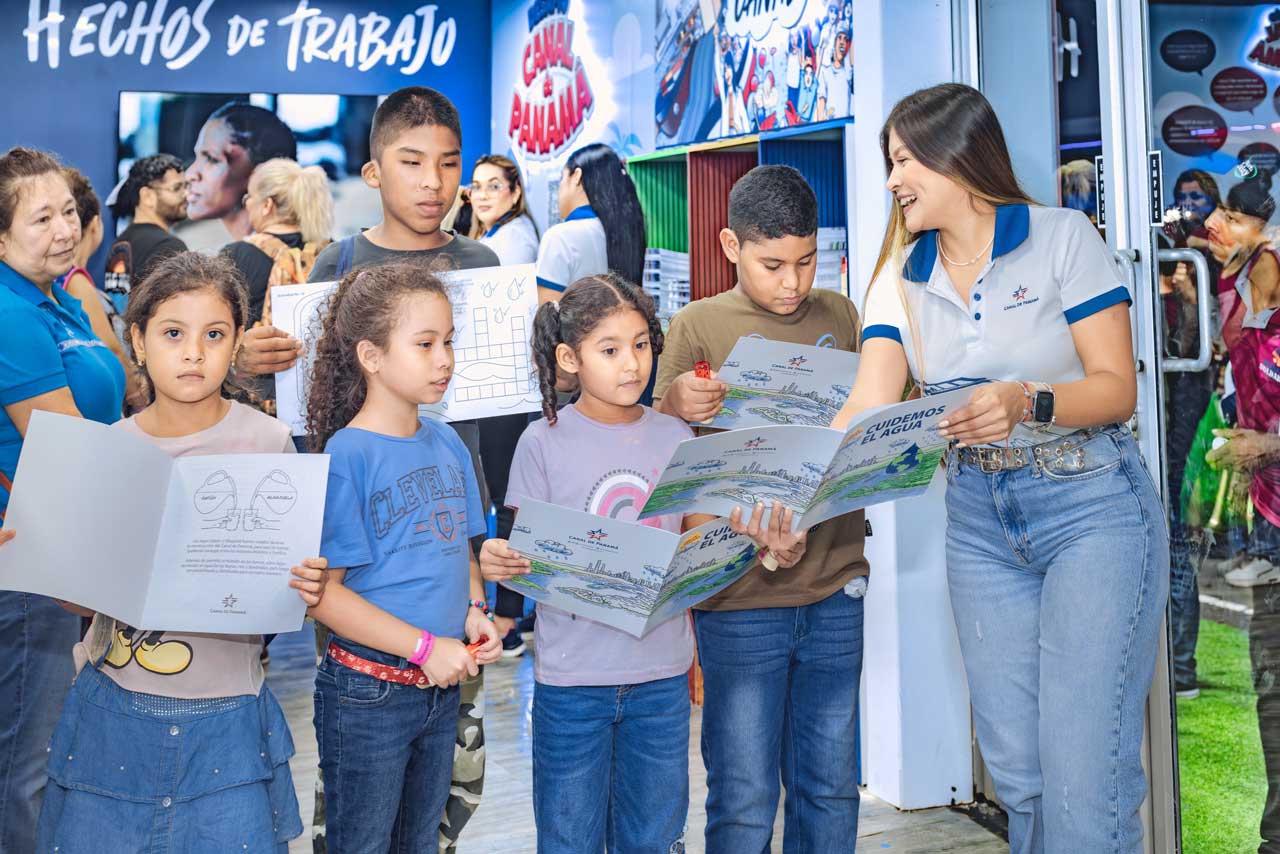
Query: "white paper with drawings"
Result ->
[[0, 412, 330, 634], [272, 263, 541, 435]]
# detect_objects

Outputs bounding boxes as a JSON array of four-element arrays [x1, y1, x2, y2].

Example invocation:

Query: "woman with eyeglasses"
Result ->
[[467, 155, 539, 265]]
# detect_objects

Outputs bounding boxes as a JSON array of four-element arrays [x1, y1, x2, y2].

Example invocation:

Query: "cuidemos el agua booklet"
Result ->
[[503, 389, 972, 636], [506, 500, 759, 638], [638, 388, 971, 530], [706, 336, 860, 430]]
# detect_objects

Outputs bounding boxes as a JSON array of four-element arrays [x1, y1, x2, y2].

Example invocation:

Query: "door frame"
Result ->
[[1090, 3, 1181, 850]]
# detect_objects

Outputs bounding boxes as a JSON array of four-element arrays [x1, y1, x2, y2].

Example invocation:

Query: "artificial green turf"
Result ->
[[1177, 620, 1266, 853]]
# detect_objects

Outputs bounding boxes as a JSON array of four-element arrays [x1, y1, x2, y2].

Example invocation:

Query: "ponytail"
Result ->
[[531, 301, 564, 424], [288, 165, 334, 244], [250, 158, 335, 245]]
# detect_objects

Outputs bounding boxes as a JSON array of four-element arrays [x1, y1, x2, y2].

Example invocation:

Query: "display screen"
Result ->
[[655, 0, 854, 146], [117, 91, 382, 250]]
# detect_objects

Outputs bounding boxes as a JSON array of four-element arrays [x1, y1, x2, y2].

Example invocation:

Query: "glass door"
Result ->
[[1098, 1, 1280, 851]]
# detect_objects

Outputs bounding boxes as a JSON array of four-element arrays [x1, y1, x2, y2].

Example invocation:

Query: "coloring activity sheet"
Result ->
[[707, 336, 860, 430], [638, 389, 972, 529], [272, 264, 541, 435], [0, 412, 329, 634], [506, 499, 760, 638]]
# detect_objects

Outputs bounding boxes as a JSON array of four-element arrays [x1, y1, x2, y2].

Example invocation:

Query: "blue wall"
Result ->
[[0, 0, 492, 266]]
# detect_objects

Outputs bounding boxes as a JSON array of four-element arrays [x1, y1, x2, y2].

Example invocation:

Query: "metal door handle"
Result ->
[[1158, 248, 1212, 373], [1056, 14, 1081, 81], [1112, 248, 1140, 365]]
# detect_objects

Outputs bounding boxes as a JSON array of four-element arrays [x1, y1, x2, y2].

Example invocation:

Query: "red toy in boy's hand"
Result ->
[[694, 361, 712, 379], [466, 639, 489, 658]]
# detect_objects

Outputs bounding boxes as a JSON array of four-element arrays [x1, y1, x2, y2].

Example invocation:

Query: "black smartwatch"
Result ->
[[1031, 385, 1056, 425]]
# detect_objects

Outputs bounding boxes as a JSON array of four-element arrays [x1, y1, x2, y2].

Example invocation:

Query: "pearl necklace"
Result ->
[[937, 232, 994, 267]]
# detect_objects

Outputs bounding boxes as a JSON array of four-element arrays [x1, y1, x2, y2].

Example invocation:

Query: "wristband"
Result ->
[[409, 629, 435, 667]]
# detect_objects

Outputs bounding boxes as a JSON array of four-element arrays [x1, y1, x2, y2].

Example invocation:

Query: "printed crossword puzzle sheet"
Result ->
[[272, 264, 541, 433]]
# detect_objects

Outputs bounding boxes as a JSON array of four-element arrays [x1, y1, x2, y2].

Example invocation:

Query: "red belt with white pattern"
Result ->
[[327, 642, 431, 688]]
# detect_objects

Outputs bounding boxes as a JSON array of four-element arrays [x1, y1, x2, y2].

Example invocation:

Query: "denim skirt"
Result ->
[[36, 666, 302, 853]]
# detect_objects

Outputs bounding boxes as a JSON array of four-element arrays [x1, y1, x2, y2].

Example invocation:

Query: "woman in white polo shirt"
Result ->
[[535, 142, 645, 300], [468, 154, 539, 265], [834, 84, 1166, 854]]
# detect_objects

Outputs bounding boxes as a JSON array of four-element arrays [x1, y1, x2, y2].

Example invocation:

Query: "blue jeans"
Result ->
[[944, 427, 1168, 854], [0, 592, 79, 854], [1165, 369, 1211, 688], [314, 637, 460, 854], [1250, 512, 1280, 561], [693, 589, 864, 854], [532, 673, 689, 854], [1167, 507, 1204, 688]]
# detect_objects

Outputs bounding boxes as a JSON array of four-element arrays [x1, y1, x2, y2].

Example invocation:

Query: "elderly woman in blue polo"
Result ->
[[833, 85, 1167, 854], [0, 147, 125, 850]]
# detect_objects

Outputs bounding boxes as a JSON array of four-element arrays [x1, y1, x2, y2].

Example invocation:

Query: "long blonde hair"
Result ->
[[868, 84, 1037, 385], [249, 158, 334, 245]]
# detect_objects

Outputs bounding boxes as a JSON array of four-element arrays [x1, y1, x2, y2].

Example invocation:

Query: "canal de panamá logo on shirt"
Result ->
[[1004, 285, 1040, 311]]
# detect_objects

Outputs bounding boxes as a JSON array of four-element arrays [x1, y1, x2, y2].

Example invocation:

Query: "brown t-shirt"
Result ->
[[655, 285, 868, 611]]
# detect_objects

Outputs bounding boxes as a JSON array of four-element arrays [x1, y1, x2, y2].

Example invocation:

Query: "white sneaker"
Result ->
[[1225, 557, 1280, 587]]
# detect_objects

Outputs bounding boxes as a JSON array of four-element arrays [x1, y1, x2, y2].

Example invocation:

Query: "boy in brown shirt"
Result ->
[[655, 165, 867, 851]]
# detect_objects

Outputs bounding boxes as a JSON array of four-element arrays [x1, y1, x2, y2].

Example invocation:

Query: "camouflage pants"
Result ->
[[310, 623, 486, 853]]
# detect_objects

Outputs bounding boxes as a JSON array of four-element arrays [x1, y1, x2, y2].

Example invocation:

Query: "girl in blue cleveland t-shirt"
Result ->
[[305, 264, 501, 853]]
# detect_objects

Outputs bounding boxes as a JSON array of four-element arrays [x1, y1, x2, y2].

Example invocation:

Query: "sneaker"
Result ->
[[501, 629, 526, 658], [1225, 557, 1280, 587], [517, 612, 536, 643], [1175, 682, 1201, 700]]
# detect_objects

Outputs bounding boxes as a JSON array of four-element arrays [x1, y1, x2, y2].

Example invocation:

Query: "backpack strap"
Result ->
[[334, 235, 358, 279], [244, 231, 290, 257]]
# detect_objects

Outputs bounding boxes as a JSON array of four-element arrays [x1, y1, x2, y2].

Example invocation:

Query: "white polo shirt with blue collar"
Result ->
[[861, 204, 1130, 446], [481, 214, 539, 266], [535, 204, 609, 293]]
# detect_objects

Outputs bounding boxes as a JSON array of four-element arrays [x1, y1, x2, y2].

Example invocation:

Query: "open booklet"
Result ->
[[707, 336, 860, 430], [271, 264, 541, 435], [0, 412, 330, 634], [505, 499, 760, 638], [638, 388, 972, 529]]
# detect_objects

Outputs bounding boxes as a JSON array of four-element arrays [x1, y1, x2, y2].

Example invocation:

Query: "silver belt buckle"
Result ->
[[977, 448, 1005, 473]]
